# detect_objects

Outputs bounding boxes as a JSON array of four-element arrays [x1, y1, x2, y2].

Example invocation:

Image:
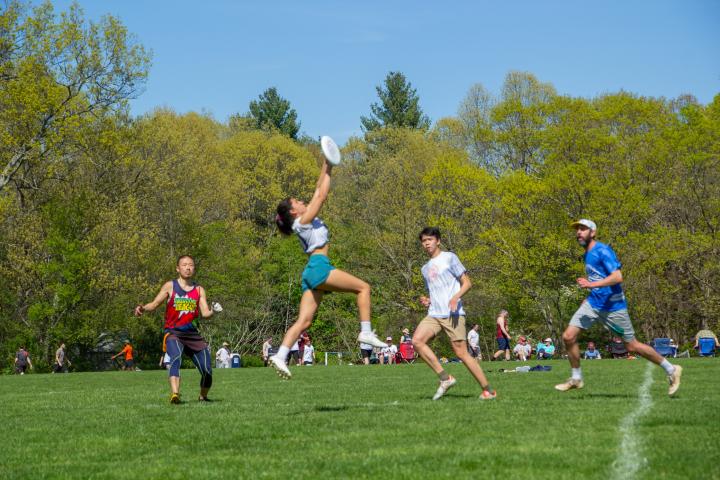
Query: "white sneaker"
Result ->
[[269, 355, 291, 380], [555, 378, 584, 392], [432, 376, 457, 401], [668, 364, 682, 396], [357, 331, 387, 348]]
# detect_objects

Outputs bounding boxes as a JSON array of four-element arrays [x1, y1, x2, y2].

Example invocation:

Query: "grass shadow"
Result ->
[[572, 393, 636, 399], [314, 405, 350, 412]]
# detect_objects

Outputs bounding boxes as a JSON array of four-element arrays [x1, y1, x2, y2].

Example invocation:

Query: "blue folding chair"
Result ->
[[698, 337, 716, 357], [652, 338, 677, 358]]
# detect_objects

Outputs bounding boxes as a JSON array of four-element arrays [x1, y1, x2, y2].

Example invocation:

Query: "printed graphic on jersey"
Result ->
[[173, 295, 197, 316]]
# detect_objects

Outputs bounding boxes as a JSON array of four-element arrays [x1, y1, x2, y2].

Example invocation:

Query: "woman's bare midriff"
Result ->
[[309, 244, 330, 256]]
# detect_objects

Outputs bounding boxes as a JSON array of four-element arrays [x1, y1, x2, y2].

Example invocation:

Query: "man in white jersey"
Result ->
[[412, 227, 496, 400]]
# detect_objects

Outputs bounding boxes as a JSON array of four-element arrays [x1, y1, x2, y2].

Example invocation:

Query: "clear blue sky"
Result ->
[[52, 0, 719, 144]]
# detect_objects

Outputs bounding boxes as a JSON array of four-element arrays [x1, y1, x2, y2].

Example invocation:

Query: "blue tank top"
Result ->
[[584, 242, 627, 311]]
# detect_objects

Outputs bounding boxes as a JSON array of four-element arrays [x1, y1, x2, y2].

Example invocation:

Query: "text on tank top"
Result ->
[[164, 280, 200, 330]]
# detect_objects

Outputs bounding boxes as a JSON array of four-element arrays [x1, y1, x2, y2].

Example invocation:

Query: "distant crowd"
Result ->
[[10, 326, 719, 374]]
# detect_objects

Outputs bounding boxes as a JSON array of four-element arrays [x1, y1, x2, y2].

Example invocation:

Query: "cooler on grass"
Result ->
[[231, 353, 242, 368]]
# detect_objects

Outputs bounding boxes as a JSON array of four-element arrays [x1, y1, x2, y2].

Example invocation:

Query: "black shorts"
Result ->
[[53, 363, 65, 373], [288, 350, 300, 361], [361, 349, 373, 359], [16, 364, 27, 374], [467, 346, 480, 358], [303, 361, 313, 365], [124, 359, 134, 368]]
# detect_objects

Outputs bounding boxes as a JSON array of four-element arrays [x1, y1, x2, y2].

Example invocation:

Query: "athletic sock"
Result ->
[[438, 370, 450, 381], [571, 368, 583, 380], [360, 321, 372, 334], [276, 345, 290, 360], [660, 359, 675, 376]]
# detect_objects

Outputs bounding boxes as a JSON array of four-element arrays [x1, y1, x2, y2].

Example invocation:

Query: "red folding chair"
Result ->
[[399, 342, 416, 364]]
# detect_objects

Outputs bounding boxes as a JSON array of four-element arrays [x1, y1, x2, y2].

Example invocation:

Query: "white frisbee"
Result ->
[[320, 135, 341, 165]]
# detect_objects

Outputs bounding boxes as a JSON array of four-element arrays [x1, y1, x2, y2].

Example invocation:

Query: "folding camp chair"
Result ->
[[698, 337, 717, 357], [652, 338, 677, 358], [399, 342, 416, 364]]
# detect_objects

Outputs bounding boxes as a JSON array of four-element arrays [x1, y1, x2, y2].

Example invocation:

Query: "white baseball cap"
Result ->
[[570, 219, 597, 231]]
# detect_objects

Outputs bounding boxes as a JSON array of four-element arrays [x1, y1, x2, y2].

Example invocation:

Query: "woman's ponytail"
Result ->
[[276, 198, 294, 235]]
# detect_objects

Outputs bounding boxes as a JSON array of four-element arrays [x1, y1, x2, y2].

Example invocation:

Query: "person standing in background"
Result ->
[[492, 310, 511, 361]]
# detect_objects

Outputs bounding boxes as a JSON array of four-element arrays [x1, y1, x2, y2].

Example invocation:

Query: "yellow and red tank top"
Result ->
[[164, 280, 200, 331]]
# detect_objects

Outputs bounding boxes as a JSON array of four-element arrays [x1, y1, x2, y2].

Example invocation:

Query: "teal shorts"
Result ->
[[301, 255, 335, 292]]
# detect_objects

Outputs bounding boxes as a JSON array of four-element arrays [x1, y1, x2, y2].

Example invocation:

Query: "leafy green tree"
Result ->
[[491, 71, 556, 173], [457, 83, 497, 169], [248, 87, 300, 139], [361, 71, 430, 132], [0, 1, 150, 193]]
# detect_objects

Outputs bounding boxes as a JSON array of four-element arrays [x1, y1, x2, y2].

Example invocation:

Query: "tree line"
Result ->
[[1, 1, 718, 370]]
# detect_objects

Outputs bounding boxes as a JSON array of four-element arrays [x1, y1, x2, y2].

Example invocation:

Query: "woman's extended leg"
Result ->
[[320, 268, 386, 348], [319, 268, 370, 320], [270, 289, 323, 379]]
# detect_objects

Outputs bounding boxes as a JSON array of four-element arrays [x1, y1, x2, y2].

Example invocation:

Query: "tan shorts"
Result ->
[[418, 315, 467, 342]]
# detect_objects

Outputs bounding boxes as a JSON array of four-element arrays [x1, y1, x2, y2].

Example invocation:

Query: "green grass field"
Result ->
[[1, 358, 718, 479]]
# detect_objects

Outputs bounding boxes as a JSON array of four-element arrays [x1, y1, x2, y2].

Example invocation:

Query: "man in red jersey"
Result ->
[[135, 255, 222, 404]]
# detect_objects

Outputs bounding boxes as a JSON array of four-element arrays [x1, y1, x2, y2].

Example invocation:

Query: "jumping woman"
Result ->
[[271, 151, 386, 379]]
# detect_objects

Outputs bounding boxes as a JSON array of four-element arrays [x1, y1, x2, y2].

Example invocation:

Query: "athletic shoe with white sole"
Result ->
[[432, 376, 457, 401], [269, 355, 292, 380], [668, 364, 682, 396], [555, 378, 584, 391], [479, 389, 497, 400], [357, 331, 388, 349]]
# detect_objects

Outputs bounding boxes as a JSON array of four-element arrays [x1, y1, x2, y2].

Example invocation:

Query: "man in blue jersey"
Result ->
[[555, 219, 682, 396]]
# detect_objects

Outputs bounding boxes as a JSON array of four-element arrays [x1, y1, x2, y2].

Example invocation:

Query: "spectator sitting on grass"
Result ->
[[379, 337, 397, 364], [583, 341, 601, 360], [537, 338, 555, 359], [512, 336, 531, 361]]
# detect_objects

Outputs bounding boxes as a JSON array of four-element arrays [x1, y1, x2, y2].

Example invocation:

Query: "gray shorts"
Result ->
[[569, 302, 635, 341]]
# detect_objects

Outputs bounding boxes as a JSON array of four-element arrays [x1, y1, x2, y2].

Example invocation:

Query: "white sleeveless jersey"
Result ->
[[293, 217, 330, 253]]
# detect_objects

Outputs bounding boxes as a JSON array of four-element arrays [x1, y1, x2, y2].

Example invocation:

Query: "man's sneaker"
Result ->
[[198, 396, 212, 402], [432, 376, 457, 401], [479, 389, 497, 400], [169, 393, 181, 404], [555, 378, 584, 392], [269, 355, 292, 380], [668, 364, 683, 396], [357, 331, 388, 348]]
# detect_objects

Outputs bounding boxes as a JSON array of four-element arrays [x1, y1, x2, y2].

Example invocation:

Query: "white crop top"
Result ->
[[293, 217, 330, 253]]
